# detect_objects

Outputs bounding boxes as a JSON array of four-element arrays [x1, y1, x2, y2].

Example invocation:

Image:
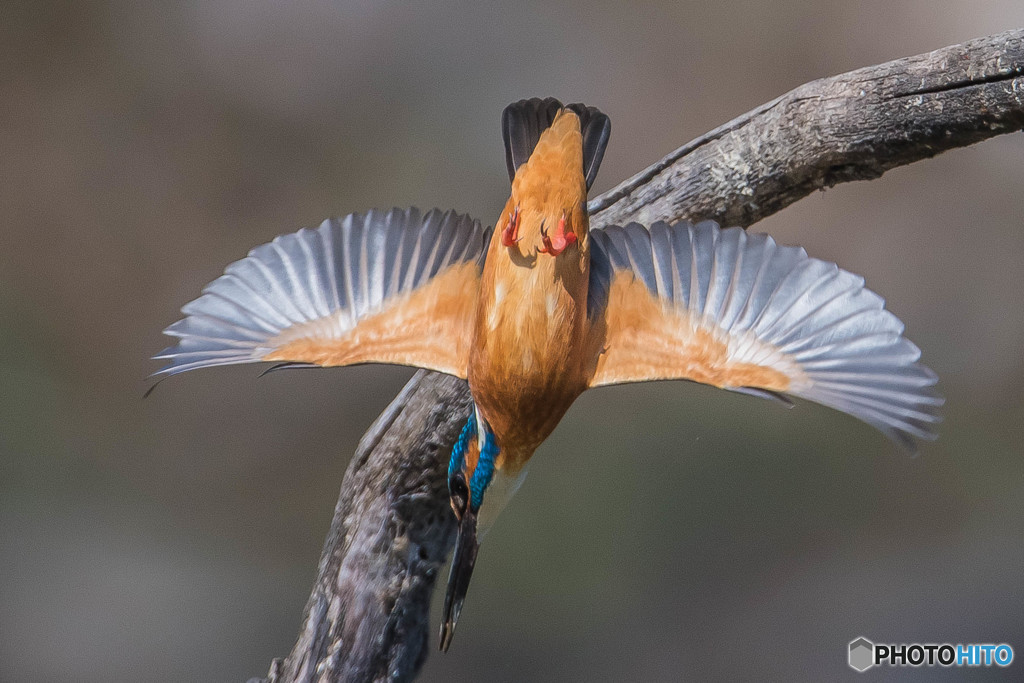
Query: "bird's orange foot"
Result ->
[[538, 212, 577, 256], [501, 206, 521, 247]]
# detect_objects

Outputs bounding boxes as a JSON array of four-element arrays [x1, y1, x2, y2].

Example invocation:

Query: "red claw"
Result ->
[[538, 212, 577, 256], [501, 206, 521, 247]]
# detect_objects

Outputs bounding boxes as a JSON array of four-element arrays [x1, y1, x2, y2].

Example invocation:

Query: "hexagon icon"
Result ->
[[849, 637, 874, 672]]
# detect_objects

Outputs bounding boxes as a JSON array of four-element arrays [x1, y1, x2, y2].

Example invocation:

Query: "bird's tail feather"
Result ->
[[502, 97, 611, 190]]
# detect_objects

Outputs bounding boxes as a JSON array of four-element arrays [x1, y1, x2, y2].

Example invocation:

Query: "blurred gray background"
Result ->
[[2, 1, 1023, 681]]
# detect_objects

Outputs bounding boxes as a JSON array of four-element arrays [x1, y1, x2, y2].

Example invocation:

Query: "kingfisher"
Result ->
[[153, 98, 941, 651]]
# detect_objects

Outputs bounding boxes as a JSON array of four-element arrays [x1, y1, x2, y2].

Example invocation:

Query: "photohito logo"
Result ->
[[848, 637, 1013, 671]]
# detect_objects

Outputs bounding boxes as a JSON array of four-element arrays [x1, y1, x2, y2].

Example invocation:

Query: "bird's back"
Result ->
[[468, 110, 594, 472]]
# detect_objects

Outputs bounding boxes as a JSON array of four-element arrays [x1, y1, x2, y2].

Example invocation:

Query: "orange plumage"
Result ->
[[154, 98, 939, 652], [469, 109, 593, 474]]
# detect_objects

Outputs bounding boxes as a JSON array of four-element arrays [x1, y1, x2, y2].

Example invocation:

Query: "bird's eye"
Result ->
[[448, 471, 469, 519]]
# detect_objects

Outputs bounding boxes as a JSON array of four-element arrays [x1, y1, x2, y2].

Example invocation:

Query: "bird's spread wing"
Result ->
[[587, 220, 941, 448], [154, 207, 490, 380]]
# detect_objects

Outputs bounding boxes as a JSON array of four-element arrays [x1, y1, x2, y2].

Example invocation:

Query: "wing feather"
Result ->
[[154, 207, 490, 380], [588, 220, 941, 449]]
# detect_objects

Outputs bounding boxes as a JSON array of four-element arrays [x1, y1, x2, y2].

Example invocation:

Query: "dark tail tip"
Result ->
[[501, 98, 611, 190], [565, 103, 611, 191]]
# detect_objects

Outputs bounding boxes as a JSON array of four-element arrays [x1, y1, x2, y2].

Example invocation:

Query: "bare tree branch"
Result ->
[[249, 372, 471, 683], [253, 29, 1024, 683], [588, 29, 1024, 229]]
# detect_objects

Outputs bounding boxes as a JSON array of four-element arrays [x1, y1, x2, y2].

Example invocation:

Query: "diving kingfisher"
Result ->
[[153, 98, 941, 651]]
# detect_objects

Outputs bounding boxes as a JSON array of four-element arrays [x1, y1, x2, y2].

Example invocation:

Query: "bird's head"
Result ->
[[440, 409, 526, 651], [439, 410, 485, 652]]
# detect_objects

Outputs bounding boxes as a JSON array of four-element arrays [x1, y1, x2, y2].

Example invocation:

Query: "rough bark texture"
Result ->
[[587, 29, 1024, 229], [253, 29, 1024, 683], [248, 372, 473, 683]]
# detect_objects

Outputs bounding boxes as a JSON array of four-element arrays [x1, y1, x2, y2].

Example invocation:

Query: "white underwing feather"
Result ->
[[589, 220, 941, 449], [154, 207, 489, 378]]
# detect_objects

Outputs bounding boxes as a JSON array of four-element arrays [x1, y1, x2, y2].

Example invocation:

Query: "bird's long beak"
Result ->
[[439, 506, 479, 652]]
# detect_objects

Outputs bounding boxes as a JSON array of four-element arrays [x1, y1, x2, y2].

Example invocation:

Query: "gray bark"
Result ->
[[253, 28, 1024, 683]]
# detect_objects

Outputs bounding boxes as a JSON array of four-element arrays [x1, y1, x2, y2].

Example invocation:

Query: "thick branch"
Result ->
[[588, 29, 1024, 229], [256, 29, 1023, 683], [250, 372, 472, 683]]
